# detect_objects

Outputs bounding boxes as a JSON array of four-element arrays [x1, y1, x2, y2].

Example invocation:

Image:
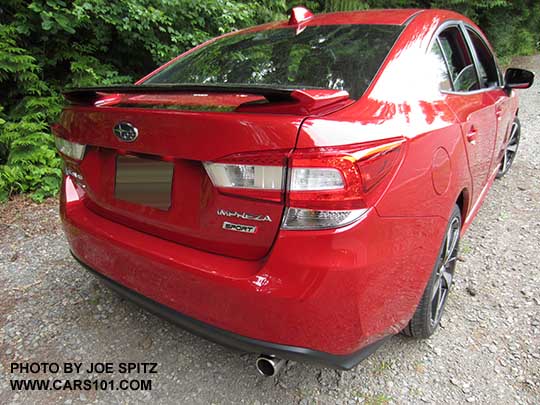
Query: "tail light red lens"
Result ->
[[287, 138, 405, 211], [203, 138, 405, 229], [354, 139, 405, 192]]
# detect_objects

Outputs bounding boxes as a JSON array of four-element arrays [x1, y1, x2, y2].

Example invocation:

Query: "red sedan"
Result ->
[[54, 7, 534, 375]]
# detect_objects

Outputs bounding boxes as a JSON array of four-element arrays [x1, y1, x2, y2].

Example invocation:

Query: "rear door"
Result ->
[[463, 26, 517, 171], [436, 25, 498, 203]]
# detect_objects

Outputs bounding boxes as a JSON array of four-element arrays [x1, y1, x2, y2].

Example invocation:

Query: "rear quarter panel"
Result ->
[[298, 10, 474, 222], [292, 11, 476, 336]]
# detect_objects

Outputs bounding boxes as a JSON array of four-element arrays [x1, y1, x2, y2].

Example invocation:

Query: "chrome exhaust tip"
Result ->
[[255, 354, 285, 377]]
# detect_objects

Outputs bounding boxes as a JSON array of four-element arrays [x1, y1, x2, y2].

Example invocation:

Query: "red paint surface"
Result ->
[[58, 9, 521, 356], [432, 147, 452, 195]]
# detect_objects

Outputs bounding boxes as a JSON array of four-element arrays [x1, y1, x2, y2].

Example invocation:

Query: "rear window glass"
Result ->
[[144, 24, 404, 99]]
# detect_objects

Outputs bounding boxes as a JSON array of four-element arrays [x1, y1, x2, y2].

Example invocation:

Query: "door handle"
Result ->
[[495, 107, 503, 119], [467, 126, 477, 144]]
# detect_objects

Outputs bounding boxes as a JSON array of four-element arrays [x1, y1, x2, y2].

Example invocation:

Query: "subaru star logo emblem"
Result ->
[[113, 122, 138, 142]]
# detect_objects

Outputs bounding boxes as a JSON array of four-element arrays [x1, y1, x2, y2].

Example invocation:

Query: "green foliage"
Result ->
[[0, 0, 538, 202], [0, 0, 287, 201]]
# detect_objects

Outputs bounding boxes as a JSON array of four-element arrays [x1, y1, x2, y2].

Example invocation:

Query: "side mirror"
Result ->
[[504, 68, 535, 90]]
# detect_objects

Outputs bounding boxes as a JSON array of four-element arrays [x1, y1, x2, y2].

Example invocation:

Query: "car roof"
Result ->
[[298, 9, 425, 26], [228, 9, 472, 38]]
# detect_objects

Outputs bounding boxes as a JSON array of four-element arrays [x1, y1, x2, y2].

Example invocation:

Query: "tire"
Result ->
[[402, 204, 461, 338], [496, 117, 520, 179]]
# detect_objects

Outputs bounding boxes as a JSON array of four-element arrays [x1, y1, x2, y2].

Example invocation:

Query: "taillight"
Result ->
[[54, 136, 86, 161], [52, 125, 88, 190], [355, 139, 404, 192], [290, 167, 344, 191], [203, 138, 405, 229], [52, 125, 87, 161], [203, 150, 288, 202], [281, 207, 365, 230], [203, 163, 283, 191], [283, 138, 404, 229]]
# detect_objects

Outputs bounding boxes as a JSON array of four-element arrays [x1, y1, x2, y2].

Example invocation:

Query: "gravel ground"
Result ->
[[1, 55, 539, 405]]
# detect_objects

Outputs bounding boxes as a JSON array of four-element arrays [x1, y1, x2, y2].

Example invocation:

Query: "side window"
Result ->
[[466, 28, 500, 88], [438, 26, 479, 92], [430, 40, 452, 91]]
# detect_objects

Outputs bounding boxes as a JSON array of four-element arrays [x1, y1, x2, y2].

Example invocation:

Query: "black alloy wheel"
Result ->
[[402, 204, 461, 338], [497, 117, 520, 179]]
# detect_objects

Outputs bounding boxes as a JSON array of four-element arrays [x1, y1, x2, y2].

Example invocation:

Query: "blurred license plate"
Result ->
[[115, 155, 173, 210]]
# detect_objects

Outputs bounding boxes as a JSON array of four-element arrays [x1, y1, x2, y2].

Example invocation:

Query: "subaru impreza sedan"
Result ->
[[54, 7, 533, 375]]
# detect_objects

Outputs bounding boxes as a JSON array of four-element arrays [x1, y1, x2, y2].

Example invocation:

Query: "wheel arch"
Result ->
[[455, 188, 470, 226]]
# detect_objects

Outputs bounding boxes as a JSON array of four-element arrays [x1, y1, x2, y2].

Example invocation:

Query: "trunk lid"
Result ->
[[58, 86, 352, 260]]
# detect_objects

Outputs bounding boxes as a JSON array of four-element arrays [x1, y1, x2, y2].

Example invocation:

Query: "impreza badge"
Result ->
[[217, 209, 271, 222]]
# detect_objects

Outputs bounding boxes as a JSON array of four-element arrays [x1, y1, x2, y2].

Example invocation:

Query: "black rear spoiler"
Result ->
[[63, 84, 301, 105], [62, 84, 353, 114]]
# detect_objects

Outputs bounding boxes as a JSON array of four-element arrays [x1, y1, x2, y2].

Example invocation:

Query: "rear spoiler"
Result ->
[[65, 84, 303, 103], [62, 84, 352, 113]]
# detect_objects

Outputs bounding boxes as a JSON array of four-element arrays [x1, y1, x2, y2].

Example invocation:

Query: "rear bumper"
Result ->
[[74, 253, 385, 369], [61, 176, 445, 368]]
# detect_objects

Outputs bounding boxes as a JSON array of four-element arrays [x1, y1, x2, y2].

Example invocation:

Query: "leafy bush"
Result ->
[[0, 0, 538, 201], [0, 0, 287, 201]]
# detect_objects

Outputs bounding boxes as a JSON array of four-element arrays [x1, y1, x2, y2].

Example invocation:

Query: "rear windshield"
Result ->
[[144, 24, 403, 99]]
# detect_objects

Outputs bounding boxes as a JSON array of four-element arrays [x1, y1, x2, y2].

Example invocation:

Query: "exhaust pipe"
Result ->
[[255, 355, 286, 377]]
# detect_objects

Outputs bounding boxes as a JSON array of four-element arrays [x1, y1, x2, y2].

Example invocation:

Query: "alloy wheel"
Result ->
[[430, 216, 460, 327], [499, 121, 520, 177]]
